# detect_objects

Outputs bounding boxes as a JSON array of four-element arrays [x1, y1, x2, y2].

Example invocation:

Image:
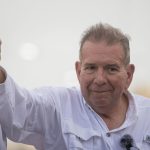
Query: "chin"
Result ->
[[90, 98, 110, 108]]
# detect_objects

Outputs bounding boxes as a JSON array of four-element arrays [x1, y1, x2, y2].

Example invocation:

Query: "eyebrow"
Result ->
[[83, 63, 97, 66], [105, 64, 120, 69]]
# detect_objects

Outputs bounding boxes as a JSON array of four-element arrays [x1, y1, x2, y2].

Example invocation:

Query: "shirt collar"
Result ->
[[113, 91, 138, 131], [125, 91, 138, 119], [82, 91, 139, 131], [82, 91, 138, 116]]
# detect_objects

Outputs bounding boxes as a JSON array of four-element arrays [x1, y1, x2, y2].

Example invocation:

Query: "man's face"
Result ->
[[76, 41, 134, 112]]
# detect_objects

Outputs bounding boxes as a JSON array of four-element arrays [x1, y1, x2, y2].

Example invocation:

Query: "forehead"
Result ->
[[81, 41, 124, 64]]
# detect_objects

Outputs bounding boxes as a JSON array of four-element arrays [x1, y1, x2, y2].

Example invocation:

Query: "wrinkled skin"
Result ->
[[76, 41, 135, 117]]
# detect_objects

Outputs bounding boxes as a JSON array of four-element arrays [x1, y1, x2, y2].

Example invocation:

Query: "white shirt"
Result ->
[[0, 125, 7, 150], [0, 74, 150, 150]]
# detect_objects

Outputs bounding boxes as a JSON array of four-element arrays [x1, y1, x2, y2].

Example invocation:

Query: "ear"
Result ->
[[75, 61, 81, 81], [126, 64, 135, 88]]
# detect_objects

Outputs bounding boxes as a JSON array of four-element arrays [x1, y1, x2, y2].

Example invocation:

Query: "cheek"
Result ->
[[79, 76, 89, 88], [79, 74, 93, 90], [120, 73, 130, 89], [110, 75, 128, 89]]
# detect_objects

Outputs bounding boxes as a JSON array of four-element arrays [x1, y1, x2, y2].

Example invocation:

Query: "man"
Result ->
[[0, 23, 150, 150]]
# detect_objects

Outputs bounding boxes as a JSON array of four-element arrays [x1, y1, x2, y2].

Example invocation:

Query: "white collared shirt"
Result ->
[[0, 125, 7, 150], [0, 74, 150, 150]]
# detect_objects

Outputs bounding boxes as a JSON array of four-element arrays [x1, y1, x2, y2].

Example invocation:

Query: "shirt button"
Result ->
[[106, 133, 111, 137]]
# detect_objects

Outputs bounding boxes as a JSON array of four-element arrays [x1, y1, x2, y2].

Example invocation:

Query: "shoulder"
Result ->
[[131, 93, 150, 117], [33, 86, 81, 98], [48, 86, 82, 100], [132, 93, 150, 107], [34, 86, 83, 105]]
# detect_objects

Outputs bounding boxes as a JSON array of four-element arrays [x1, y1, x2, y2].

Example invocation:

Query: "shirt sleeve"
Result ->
[[0, 69, 62, 149]]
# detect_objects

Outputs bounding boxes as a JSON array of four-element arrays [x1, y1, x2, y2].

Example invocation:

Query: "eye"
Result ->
[[106, 65, 119, 74], [105, 64, 120, 74], [83, 65, 97, 74]]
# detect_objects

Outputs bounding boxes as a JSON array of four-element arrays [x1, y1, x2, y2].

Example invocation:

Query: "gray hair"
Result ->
[[79, 23, 130, 65]]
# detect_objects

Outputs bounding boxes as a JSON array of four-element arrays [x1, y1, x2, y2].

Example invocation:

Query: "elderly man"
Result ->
[[0, 23, 150, 150]]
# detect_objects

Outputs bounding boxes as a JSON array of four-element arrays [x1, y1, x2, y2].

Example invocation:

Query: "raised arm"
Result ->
[[0, 41, 60, 149], [0, 40, 6, 83]]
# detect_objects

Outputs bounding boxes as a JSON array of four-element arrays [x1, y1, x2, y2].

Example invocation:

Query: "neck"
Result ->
[[98, 94, 129, 130]]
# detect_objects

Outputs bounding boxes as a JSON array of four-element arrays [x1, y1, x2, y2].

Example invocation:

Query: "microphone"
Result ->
[[120, 134, 140, 150]]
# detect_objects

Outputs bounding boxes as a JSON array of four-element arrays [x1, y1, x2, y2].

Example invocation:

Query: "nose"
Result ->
[[93, 68, 107, 85]]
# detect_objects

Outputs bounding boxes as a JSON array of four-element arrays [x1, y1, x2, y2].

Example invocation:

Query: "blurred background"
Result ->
[[0, 0, 150, 149]]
